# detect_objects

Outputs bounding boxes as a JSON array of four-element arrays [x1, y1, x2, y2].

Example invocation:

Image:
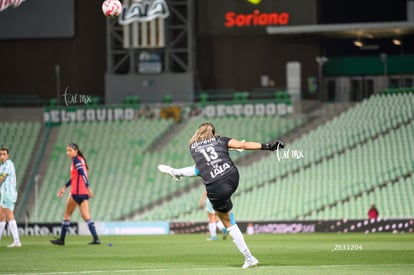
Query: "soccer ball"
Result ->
[[102, 0, 123, 18]]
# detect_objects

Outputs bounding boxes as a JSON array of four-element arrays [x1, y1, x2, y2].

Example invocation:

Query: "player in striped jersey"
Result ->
[[50, 143, 100, 245]]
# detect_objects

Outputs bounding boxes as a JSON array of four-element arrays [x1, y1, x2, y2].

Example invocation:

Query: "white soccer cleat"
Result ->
[[158, 164, 181, 181], [242, 256, 259, 269], [7, 241, 22, 248]]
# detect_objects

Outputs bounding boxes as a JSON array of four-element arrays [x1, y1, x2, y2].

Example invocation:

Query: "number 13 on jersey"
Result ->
[[199, 146, 218, 162]]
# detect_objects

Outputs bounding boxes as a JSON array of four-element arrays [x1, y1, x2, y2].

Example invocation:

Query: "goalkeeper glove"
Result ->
[[261, 140, 284, 151]]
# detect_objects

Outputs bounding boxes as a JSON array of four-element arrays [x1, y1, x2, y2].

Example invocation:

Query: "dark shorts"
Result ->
[[71, 194, 89, 205], [205, 168, 239, 213]]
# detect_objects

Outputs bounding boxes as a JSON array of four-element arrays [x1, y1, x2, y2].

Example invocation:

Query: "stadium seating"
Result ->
[[33, 113, 301, 222], [130, 115, 302, 221], [126, 116, 298, 221], [34, 119, 175, 222], [130, 94, 414, 222], [29, 93, 413, 222], [381, 87, 414, 95]]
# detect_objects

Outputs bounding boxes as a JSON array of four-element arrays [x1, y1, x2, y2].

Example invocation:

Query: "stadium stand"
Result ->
[[33, 119, 175, 222], [31, 115, 301, 222], [129, 94, 414, 221], [128, 115, 302, 221], [381, 87, 414, 95], [24, 93, 413, 223]]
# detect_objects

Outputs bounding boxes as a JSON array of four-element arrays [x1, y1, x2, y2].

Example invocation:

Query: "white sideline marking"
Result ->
[[5, 264, 414, 275]]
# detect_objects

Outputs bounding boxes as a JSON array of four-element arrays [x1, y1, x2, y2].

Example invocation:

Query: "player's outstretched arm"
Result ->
[[228, 139, 284, 151]]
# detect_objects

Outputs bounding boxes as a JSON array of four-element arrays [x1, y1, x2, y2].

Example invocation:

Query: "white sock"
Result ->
[[8, 220, 20, 243], [216, 220, 225, 232], [0, 221, 5, 240], [174, 166, 197, 177], [208, 222, 217, 238], [228, 224, 252, 259]]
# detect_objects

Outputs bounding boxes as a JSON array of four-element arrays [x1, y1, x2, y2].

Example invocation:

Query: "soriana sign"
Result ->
[[198, 0, 317, 35], [225, 9, 290, 27]]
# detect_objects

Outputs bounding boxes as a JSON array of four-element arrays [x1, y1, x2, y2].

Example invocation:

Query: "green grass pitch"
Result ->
[[0, 233, 413, 274]]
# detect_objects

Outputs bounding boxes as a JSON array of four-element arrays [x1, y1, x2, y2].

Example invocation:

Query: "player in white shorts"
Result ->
[[0, 148, 21, 248]]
